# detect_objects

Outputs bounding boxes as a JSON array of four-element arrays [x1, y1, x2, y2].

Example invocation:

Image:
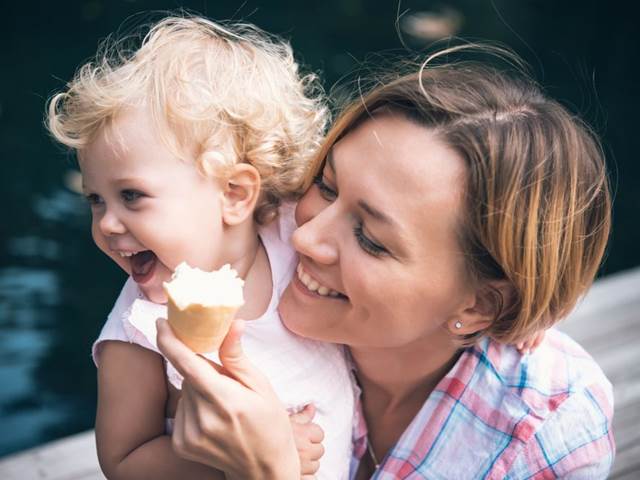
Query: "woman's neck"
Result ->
[[351, 334, 462, 470], [351, 334, 461, 409]]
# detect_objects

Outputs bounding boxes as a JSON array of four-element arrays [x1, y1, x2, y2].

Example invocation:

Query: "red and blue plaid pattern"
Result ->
[[350, 329, 615, 479]]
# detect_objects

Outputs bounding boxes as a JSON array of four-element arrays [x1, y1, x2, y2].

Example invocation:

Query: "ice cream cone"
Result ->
[[165, 296, 239, 353], [163, 262, 245, 353]]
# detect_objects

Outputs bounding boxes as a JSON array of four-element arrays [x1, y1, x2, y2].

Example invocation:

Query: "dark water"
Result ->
[[1, 0, 638, 457]]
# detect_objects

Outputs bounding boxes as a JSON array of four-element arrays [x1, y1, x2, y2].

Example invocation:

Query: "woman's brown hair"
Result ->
[[308, 46, 611, 344]]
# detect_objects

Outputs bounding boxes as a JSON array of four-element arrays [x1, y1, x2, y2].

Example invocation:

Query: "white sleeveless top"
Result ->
[[92, 203, 354, 479]]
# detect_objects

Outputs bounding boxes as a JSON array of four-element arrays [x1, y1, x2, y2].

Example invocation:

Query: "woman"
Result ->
[[157, 49, 614, 479]]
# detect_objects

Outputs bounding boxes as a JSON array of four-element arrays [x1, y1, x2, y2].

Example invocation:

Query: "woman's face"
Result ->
[[279, 113, 475, 349]]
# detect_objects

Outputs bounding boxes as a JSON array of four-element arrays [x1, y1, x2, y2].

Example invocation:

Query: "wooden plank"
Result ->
[[610, 440, 640, 479], [0, 430, 104, 480], [558, 267, 640, 478]]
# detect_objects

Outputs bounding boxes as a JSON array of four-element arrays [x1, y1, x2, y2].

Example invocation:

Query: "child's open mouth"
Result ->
[[130, 250, 158, 284]]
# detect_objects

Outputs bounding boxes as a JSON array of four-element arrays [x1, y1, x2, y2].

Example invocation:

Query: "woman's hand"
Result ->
[[289, 404, 325, 479], [156, 318, 300, 480]]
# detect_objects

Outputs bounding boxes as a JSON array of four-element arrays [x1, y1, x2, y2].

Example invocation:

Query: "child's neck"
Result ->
[[226, 226, 272, 321]]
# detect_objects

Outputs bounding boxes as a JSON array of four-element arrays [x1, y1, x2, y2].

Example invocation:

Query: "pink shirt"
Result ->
[[350, 329, 614, 479]]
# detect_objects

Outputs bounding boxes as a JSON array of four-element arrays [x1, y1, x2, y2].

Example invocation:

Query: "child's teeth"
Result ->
[[318, 286, 329, 295]]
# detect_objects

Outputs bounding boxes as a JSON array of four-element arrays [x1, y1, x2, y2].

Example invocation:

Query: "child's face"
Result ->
[[79, 108, 226, 303]]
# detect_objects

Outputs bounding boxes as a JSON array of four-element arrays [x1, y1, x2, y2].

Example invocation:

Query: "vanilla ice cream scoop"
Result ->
[[163, 262, 244, 353]]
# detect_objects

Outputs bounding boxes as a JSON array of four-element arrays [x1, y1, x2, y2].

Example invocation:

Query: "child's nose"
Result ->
[[97, 208, 126, 236]]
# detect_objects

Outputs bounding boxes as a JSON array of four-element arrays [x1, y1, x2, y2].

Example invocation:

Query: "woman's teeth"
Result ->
[[296, 263, 341, 297]]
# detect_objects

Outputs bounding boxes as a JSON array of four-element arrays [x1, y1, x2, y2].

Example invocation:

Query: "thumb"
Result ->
[[218, 319, 267, 391]]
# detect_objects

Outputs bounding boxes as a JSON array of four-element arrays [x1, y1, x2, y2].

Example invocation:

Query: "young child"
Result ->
[[47, 15, 353, 479]]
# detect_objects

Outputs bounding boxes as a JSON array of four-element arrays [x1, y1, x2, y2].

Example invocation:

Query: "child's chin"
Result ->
[[140, 283, 168, 304]]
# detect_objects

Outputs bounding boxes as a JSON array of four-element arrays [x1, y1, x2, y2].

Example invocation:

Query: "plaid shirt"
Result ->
[[350, 329, 615, 479]]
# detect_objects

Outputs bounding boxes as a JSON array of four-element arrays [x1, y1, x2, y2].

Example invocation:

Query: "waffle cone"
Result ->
[[166, 296, 239, 353]]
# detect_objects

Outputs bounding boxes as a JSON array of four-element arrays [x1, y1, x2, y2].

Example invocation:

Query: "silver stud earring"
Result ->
[[454, 321, 463, 329]]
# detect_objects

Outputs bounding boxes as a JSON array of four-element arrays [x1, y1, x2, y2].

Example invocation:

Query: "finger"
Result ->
[[534, 332, 545, 348], [308, 442, 325, 461], [171, 396, 189, 460], [516, 340, 530, 355], [300, 459, 320, 476], [217, 320, 270, 392], [157, 318, 225, 393], [290, 404, 316, 424], [179, 384, 213, 461], [307, 422, 325, 443]]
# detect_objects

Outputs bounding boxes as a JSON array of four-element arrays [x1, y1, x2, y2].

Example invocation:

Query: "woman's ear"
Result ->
[[447, 280, 515, 336], [220, 164, 261, 226]]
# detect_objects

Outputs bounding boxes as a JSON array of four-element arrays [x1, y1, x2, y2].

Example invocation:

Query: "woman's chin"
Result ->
[[279, 285, 340, 342], [278, 285, 316, 337]]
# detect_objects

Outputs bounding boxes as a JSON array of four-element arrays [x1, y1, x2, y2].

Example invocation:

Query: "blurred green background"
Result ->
[[1, 0, 638, 457]]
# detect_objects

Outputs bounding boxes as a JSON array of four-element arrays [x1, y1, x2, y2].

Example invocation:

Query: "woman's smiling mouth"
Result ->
[[296, 262, 347, 299]]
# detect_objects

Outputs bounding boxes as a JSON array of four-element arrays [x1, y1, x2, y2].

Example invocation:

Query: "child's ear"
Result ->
[[446, 280, 515, 336], [220, 163, 261, 226]]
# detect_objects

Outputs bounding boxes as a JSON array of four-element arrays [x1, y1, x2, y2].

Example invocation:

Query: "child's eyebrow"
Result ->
[[112, 177, 146, 186]]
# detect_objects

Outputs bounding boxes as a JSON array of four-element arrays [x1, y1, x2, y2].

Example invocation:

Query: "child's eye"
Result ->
[[121, 189, 144, 203], [313, 173, 337, 201], [354, 222, 388, 257], [85, 193, 103, 206]]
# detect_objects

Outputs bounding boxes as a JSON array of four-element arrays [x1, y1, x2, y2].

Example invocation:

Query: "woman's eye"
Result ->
[[354, 223, 388, 257], [85, 193, 103, 206], [313, 173, 337, 201], [121, 189, 144, 203]]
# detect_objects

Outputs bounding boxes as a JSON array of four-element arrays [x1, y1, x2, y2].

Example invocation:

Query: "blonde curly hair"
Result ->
[[47, 14, 328, 223]]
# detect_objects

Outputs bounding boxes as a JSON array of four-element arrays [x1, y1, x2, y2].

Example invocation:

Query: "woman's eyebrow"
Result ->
[[357, 199, 397, 229]]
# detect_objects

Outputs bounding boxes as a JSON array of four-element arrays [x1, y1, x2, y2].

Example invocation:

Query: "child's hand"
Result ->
[[516, 330, 546, 354], [289, 404, 325, 479]]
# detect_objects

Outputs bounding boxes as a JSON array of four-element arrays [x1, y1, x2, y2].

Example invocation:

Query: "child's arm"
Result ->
[[95, 340, 225, 480]]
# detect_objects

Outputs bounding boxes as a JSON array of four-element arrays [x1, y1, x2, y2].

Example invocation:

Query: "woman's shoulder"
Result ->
[[376, 331, 614, 478], [474, 329, 612, 409], [457, 330, 615, 477]]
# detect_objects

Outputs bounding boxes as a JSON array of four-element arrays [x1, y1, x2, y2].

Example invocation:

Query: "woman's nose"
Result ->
[[292, 207, 339, 265], [97, 208, 126, 236]]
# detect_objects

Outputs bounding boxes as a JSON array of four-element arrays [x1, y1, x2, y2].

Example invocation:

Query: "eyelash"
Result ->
[[354, 223, 388, 256], [313, 173, 337, 201], [313, 172, 388, 257], [120, 189, 144, 203], [84, 190, 144, 206], [85, 193, 103, 206]]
